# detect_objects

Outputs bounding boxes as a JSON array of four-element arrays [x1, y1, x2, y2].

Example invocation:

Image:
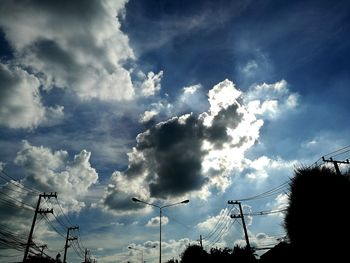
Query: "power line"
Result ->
[[0, 190, 35, 208], [0, 170, 40, 194], [322, 145, 350, 158], [42, 214, 66, 239], [230, 146, 350, 203], [206, 218, 236, 248], [53, 197, 75, 227], [202, 204, 231, 240], [243, 207, 288, 217], [233, 182, 289, 202], [204, 205, 237, 246]]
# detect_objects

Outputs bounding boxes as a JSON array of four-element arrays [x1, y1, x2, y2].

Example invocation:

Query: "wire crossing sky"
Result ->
[[1, 0, 350, 262]]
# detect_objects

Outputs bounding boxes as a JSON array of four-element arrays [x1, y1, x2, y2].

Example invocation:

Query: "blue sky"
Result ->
[[1, 0, 350, 262]]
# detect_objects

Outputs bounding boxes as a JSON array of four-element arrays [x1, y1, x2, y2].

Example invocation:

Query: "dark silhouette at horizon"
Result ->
[[166, 166, 350, 263], [284, 166, 350, 262]]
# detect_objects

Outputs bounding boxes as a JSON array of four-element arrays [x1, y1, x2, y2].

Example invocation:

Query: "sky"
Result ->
[[1, 0, 350, 262]]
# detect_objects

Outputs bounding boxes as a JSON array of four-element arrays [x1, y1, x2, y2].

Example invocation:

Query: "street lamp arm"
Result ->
[[160, 200, 190, 209], [132, 197, 161, 209]]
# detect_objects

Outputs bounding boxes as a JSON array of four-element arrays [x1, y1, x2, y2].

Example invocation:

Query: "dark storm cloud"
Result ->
[[205, 104, 242, 147], [122, 103, 244, 198], [102, 78, 267, 213], [138, 115, 206, 198]]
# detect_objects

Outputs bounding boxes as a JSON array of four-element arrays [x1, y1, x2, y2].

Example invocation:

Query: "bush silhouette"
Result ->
[[180, 244, 208, 263], [175, 244, 256, 263], [284, 166, 350, 262]]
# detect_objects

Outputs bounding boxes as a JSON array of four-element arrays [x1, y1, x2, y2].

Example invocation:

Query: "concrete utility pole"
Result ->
[[198, 235, 203, 249], [322, 156, 349, 176], [228, 200, 251, 251], [23, 192, 57, 262], [63, 226, 79, 263]]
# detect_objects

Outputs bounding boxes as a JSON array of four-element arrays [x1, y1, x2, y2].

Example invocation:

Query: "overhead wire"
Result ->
[[0, 191, 35, 209], [322, 145, 350, 158], [0, 170, 40, 194], [53, 198, 75, 226], [42, 214, 66, 239], [230, 145, 350, 204], [206, 218, 237, 248], [204, 205, 238, 247], [201, 204, 231, 240]]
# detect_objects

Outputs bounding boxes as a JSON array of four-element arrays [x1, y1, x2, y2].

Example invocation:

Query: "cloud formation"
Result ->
[[146, 216, 169, 227], [0, 0, 135, 102], [244, 80, 298, 119], [102, 79, 298, 214], [14, 140, 98, 212], [0, 63, 64, 129], [140, 71, 164, 97]]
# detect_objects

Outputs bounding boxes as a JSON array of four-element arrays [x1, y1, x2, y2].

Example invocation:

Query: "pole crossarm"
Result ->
[[322, 156, 350, 164], [38, 208, 54, 214], [322, 156, 350, 175]]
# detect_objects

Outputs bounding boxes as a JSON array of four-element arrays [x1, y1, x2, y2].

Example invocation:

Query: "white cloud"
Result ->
[[139, 109, 160, 123], [207, 79, 242, 116], [275, 193, 289, 209], [197, 208, 230, 231], [183, 84, 202, 95], [244, 80, 299, 119], [0, 63, 64, 129], [244, 156, 297, 181], [146, 216, 169, 227], [14, 140, 98, 212], [0, 141, 100, 255], [242, 60, 258, 75], [0, 0, 135, 102], [265, 193, 289, 218], [140, 71, 164, 97]]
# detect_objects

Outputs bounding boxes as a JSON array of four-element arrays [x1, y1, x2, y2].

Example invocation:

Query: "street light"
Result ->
[[128, 245, 156, 263], [132, 198, 189, 263]]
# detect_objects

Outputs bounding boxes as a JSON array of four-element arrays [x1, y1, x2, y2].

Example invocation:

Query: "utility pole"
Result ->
[[84, 248, 88, 263], [63, 226, 79, 263], [198, 235, 203, 249], [23, 192, 57, 262], [228, 200, 251, 251], [322, 157, 349, 176]]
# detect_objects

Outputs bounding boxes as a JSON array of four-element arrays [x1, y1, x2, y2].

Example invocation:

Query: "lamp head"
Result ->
[[132, 197, 140, 202], [181, 199, 190, 204]]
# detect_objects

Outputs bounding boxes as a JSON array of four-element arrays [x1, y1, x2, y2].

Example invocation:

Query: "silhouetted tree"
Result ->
[[284, 166, 350, 262], [25, 254, 56, 262], [180, 244, 209, 263], [177, 244, 257, 263], [231, 245, 256, 263], [209, 247, 232, 263]]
